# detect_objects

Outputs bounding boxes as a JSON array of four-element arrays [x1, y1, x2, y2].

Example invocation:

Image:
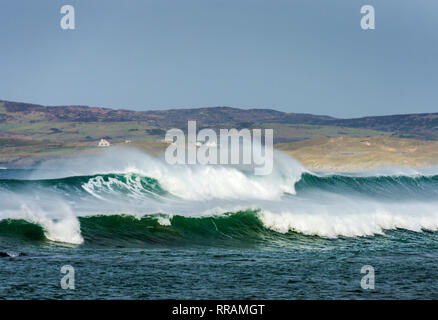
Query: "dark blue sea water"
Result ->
[[2, 230, 438, 299]]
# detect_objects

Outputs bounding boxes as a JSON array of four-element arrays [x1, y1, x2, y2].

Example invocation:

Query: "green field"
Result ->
[[0, 99, 401, 167]]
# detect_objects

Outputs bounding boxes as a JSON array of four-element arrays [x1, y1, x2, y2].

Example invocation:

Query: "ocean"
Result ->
[[1, 149, 438, 299]]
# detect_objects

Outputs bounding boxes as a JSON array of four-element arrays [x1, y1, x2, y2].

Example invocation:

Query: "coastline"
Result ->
[[2, 135, 438, 172]]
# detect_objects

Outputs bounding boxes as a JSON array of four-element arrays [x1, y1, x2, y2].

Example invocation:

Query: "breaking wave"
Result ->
[[1, 148, 438, 245]]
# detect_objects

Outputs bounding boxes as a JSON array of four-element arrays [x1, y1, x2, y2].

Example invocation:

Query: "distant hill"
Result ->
[[330, 114, 438, 140], [2, 99, 438, 168], [0, 100, 334, 125], [1, 99, 438, 139]]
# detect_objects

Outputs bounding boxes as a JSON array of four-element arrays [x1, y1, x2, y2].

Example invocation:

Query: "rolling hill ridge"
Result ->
[[1, 99, 438, 169], [1, 100, 437, 139]]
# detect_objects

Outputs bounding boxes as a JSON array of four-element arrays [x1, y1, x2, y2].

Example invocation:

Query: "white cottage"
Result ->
[[98, 139, 110, 147]]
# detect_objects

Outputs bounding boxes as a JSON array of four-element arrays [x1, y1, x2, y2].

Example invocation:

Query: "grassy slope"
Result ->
[[2, 101, 438, 170], [277, 136, 438, 171], [0, 103, 394, 167], [258, 123, 391, 142]]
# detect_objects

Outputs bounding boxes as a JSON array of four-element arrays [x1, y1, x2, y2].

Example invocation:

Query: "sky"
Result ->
[[0, 0, 437, 118]]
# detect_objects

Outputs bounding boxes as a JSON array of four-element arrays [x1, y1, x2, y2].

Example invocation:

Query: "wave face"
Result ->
[[1, 148, 438, 245], [0, 211, 287, 247]]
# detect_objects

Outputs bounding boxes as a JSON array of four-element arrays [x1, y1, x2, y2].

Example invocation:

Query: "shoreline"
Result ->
[[2, 136, 438, 172]]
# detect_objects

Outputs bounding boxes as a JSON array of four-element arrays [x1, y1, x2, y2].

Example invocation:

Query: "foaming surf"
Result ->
[[1, 148, 438, 245]]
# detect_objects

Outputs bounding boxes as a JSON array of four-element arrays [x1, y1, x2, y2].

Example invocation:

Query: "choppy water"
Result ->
[[1, 149, 438, 299]]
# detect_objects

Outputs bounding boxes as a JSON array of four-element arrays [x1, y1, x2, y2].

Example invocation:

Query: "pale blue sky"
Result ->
[[0, 0, 437, 117]]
